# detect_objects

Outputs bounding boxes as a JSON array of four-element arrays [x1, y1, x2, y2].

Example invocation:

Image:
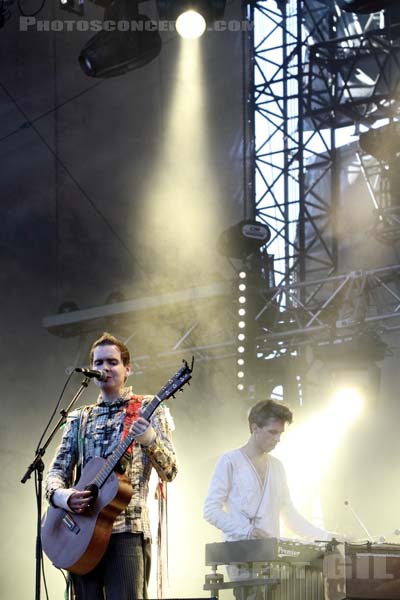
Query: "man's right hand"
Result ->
[[67, 489, 93, 513]]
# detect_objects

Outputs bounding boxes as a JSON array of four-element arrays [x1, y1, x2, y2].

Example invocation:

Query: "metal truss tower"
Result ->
[[249, 0, 339, 289], [247, 0, 400, 402]]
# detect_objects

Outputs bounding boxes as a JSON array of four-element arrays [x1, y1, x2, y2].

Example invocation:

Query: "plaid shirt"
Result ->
[[45, 387, 177, 539]]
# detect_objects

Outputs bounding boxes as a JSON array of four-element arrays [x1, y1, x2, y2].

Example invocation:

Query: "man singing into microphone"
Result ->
[[45, 332, 177, 599]]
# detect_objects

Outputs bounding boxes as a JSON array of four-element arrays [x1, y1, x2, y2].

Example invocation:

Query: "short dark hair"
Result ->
[[248, 399, 293, 431], [89, 332, 130, 366]]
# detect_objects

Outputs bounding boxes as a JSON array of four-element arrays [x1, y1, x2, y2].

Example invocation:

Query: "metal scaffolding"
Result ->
[[250, 0, 339, 289], [247, 0, 400, 400]]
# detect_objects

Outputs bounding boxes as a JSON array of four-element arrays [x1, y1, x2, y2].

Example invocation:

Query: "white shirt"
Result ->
[[203, 448, 329, 542]]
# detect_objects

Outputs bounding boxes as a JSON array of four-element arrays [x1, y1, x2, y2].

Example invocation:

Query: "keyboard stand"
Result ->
[[204, 566, 279, 600]]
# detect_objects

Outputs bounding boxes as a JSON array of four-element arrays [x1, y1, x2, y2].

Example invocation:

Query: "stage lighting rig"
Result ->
[[217, 220, 271, 259], [156, 0, 226, 38], [79, 0, 161, 78]]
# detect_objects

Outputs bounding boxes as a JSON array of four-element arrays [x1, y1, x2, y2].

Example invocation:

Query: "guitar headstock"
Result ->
[[140, 359, 194, 423], [158, 357, 194, 402]]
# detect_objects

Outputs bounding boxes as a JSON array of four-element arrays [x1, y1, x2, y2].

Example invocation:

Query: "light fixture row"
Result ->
[[236, 270, 247, 392]]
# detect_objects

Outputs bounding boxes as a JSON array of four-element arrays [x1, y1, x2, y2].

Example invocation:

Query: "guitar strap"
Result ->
[[120, 395, 144, 453], [74, 394, 143, 466], [75, 405, 91, 481]]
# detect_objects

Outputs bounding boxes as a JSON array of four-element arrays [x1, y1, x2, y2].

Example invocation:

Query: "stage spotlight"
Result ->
[[59, 0, 84, 16], [337, 0, 394, 14], [217, 220, 271, 259], [79, 0, 161, 78], [157, 0, 226, 38], [330, 387, 364, 423], [314, 334, 384, 408], [176, 10, 206, 39]]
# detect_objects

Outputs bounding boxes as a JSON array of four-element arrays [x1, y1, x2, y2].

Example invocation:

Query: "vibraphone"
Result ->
[[204, 538, 330, 600], [204, 539, 400, 599], [345, 542, 400, 600]]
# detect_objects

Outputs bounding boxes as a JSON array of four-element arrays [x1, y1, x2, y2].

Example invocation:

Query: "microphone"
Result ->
[[75, 367, 107, 381]]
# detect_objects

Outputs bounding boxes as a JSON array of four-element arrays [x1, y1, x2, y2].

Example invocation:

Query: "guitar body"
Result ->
[[41, 457, 133, 575]]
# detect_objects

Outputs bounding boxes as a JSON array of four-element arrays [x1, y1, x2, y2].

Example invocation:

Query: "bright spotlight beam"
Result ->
[[329, 386, 364, 423], [176, 10, 206, 39]]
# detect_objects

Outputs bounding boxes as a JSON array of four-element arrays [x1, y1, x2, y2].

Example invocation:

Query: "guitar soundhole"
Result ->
[[85, 483, 99, 502]]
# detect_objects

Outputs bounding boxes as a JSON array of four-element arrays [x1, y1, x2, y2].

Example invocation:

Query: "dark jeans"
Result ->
[[71, 532, 151, 600]]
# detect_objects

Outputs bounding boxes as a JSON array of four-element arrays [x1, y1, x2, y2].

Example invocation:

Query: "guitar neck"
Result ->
[[93, 395, 163, 489], [88, 359, 192, 490]]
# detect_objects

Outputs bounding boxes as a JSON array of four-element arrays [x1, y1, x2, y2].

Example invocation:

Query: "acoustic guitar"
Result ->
[[41, 360, 193, 575]]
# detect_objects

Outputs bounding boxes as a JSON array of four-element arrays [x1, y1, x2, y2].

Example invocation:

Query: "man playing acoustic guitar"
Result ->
[[45, 332, 178, 599]]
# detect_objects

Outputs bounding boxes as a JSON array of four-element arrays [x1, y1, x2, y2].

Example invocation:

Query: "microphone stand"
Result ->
[[20, 377, 91, 600], [344, 500, 374, 542]]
